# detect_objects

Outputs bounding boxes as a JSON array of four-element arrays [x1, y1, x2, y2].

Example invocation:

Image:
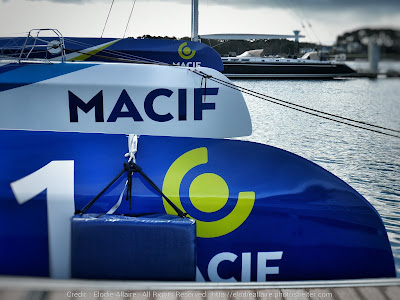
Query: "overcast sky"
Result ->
[[1, 0, 399, 45]]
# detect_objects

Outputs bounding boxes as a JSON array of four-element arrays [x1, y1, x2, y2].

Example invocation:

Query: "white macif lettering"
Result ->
[[200, 251, 284, 282], [257, 251, 283, 282], [172, 62, 201, 67], [241, 252, 251, 282], [208, 252, 237, 282]]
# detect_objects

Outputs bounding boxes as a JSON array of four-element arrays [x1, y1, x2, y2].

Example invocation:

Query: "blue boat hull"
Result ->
[[0, 130, 395, 281]]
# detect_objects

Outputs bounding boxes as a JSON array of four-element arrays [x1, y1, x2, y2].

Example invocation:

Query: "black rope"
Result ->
[[62, 44, 399, 139], [125, 162, 133, 210], [200, 73, 212, 102], [227, 77, 400, 133], [193, 70, 400, 139], [75, 167, 126, 215], [125, 162, 187, 218]]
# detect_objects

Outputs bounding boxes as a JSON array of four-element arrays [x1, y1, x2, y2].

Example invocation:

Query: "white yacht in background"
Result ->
[[221, 49, 356, 78]]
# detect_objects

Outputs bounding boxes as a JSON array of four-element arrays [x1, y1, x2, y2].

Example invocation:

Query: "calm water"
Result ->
[[232, 74, 400, 276]]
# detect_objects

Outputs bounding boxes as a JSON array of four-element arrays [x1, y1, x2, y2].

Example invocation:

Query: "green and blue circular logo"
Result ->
[[163, 147, 255, 238], [178, 42, 196, 60]]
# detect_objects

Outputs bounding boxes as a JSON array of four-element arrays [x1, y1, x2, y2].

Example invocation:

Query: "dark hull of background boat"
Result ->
[[223, 62, 356, 78]]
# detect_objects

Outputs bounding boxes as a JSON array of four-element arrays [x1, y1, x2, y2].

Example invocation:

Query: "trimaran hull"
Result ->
[[0, 60, 395, 281]]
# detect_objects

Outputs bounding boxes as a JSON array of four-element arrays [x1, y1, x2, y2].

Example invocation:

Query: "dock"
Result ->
[[340, 71, 400, 79], [1, 277, 399, 300]]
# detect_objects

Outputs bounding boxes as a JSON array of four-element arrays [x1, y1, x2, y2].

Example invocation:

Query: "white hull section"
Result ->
[[0, 62, 252, 138]]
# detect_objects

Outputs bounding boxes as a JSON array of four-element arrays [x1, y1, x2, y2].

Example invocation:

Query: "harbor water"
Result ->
[[233, 71, 400, 276]]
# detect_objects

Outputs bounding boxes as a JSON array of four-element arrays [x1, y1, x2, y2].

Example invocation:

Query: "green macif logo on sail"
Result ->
[[173, 42, 202, 67]]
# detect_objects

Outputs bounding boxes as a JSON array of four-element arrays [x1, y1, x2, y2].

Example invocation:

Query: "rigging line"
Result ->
[[191, 71, 400, 139], [281, 1, 309, 40], [63, 47, 169, 66], [63, 38, 168, 64], [64, 38, 141, 60], [63, 35, 188, 65], [101, 0, 115, 38], [287, 0, 321, 45], [223, 84, 400, 139], [99, 50, 163, 64], [63, 36, 187, 64], [123, 0, 137, 39], [63, 36, 198, 66], [217, 80, 400, 139], [208, 74, 399, 134], [59, 40, 400, 136], [79, 48, 163, 64], [65, 49, 173, 66], [65, 41, 189, 67], [49, 38, 400, 137]]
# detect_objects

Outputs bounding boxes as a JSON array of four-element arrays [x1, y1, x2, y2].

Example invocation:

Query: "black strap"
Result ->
[[75, 162, 187, 218], [200, 72, 212, 102], [127, 162, 187, 218], [75, 167, 126, 215], [125, 162, 133, 210]]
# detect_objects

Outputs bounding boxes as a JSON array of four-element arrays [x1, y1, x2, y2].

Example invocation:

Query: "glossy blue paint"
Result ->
[[0, 63, 96, 92], [0, 130, 395, 280], [0, 37, 224, 71]]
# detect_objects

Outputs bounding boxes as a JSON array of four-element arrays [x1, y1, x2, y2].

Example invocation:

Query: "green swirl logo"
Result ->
[[178, 42, 196, 60], [162, 147, 255, 238]]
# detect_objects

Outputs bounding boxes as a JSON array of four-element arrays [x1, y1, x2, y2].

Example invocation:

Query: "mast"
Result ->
[[191, 0, 199, 42]]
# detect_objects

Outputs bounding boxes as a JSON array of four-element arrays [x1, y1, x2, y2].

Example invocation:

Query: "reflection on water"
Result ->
[[234, 77, 400, 276], [347, 60, 400, 73]]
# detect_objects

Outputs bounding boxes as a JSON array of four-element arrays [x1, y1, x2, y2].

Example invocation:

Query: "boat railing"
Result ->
[[17, 29, 66, 63]]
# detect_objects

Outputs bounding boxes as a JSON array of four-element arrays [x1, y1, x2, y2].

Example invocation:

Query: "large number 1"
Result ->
[[10, 161, 75, 279]]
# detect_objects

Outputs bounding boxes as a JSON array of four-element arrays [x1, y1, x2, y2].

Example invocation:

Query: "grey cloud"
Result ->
[[197, 0, 400, 16], [10, 0, 400, 6], [8, 0, 400, 16]]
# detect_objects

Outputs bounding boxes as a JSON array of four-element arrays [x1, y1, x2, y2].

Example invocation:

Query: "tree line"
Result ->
[[135, 27, 400, 59]]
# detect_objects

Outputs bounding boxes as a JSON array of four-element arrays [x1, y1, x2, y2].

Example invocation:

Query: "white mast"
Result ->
[[191, 0, 199, 42]]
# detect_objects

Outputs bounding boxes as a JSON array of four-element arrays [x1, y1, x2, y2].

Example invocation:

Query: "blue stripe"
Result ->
[[0, 63, 97, 92], [0, 64, 24, 75]]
